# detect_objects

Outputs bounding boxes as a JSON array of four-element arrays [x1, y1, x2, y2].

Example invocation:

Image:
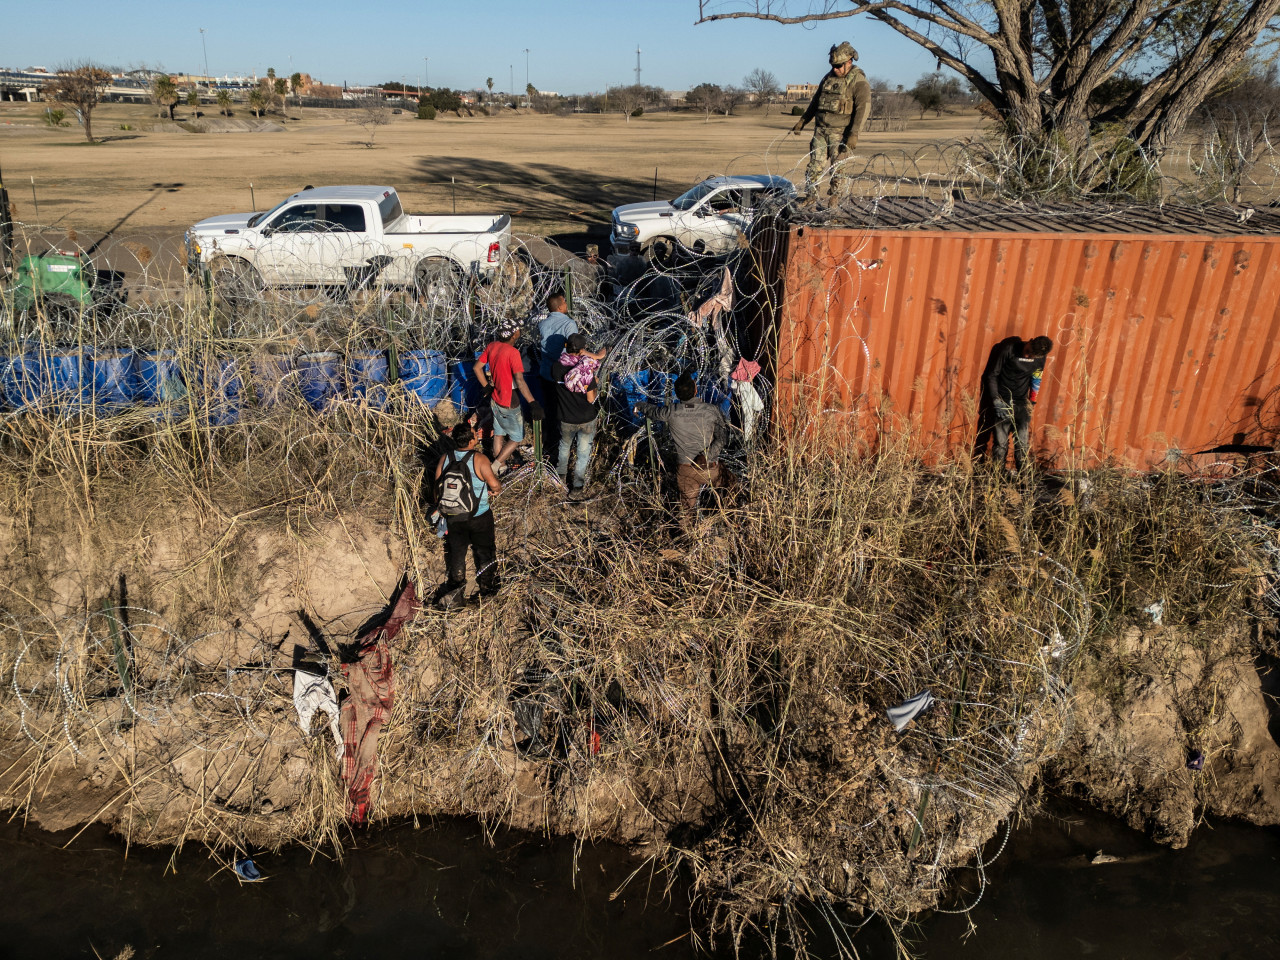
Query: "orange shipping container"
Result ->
[[773, 215, 1280, 468]]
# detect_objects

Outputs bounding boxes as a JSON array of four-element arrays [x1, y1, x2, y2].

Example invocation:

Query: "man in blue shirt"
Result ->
[[538, 289, 576, 466]]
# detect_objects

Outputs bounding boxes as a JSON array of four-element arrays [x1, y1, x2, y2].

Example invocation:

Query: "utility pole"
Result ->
[[635, 46, 641, 86], [424, 56, 428, 89], [509, 64, 513, 102], [524, 48, 530, 101], [199, 28, 209, 86]]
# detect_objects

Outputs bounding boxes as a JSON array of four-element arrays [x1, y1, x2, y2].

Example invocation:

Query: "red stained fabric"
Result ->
[[339, 578, 420, 823]]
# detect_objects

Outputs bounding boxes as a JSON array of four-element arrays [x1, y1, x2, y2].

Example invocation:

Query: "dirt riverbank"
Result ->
[[2, 454, 1278, 942]]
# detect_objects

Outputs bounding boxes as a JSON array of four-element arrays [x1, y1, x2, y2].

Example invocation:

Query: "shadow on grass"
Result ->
[[411, 156, 685, 227]]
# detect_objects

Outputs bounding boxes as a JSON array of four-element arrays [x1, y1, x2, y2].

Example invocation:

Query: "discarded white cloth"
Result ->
[[731, 379, 765, 443], [294, 668, 344, 759], [886, 690, 934, 732]]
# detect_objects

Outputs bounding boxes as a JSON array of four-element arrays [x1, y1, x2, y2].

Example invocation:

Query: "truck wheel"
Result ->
[[211, 258, 263, 312], [414, 259, 461, 309], [645, 237, 676, 269]]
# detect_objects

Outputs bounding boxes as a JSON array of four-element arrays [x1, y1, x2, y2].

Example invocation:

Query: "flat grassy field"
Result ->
[[0, 100, 986, 244]]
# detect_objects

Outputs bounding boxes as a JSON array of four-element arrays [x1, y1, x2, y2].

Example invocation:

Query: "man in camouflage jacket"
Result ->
[[791, 42, 871, 197]]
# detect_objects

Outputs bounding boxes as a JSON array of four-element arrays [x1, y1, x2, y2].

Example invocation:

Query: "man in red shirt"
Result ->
[[474, 317, 543, 474]]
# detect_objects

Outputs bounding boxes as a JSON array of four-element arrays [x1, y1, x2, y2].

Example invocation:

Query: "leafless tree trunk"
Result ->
[[46, 62, 112, 143]]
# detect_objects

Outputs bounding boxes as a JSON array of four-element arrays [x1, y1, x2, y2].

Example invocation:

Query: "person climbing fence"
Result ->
[[635, 372, 738, 517]]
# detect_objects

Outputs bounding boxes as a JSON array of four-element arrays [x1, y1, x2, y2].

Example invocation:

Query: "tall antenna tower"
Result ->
[[635, 46, 642, 86]]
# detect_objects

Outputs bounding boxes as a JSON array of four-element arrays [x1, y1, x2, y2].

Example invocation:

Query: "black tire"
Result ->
[[414, 259, 462, 309], [210, 257, 263, 312]]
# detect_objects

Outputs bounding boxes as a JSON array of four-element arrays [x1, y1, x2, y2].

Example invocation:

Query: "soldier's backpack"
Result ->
[[436, 451, 480, 519]]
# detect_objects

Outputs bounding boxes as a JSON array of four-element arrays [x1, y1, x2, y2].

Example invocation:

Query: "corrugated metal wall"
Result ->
[[775, 227, 1280, 467]]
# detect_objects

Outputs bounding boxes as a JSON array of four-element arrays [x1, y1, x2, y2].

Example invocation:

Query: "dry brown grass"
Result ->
[[3, 349, 1271, 957], [0, 101, 986, 239]]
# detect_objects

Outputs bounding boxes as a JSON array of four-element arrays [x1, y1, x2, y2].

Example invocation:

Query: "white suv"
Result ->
[[611, 175, 795, 263]]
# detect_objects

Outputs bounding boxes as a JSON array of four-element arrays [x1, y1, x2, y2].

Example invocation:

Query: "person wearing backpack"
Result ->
[[432, 421, 503, 608], [550, 332, 607, 494]]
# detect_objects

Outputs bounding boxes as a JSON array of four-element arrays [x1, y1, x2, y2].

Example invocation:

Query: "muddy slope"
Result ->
[[1, 490, 1277, 923]]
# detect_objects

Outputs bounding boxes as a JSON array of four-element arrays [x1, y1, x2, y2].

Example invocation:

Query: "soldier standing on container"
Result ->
[[790, 41, 871, 200], [982, 335, 1054, 472]]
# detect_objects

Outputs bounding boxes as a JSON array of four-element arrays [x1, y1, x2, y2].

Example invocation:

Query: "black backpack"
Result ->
[[436, 451, 480, 518]]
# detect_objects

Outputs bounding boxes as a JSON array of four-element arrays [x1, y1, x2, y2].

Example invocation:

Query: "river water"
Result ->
[[2, 798, 1277, 959]]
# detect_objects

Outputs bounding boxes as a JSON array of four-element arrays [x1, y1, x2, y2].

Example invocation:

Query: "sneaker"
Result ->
[[493, 460, 510, 477]]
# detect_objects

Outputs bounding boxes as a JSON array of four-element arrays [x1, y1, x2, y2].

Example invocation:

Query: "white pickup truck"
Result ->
[[610, 175, 795, 263], [185, 185, 511, 304]]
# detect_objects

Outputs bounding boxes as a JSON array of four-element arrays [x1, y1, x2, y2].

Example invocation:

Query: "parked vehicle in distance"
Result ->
[[185, 185, 511, 307], [610, 175, 796, 263]]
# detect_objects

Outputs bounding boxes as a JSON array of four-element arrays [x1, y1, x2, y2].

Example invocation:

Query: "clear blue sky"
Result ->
[[2, 1, 939, 92]]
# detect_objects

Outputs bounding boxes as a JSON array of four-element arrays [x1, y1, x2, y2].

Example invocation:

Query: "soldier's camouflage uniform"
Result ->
[[800, 66, 871, 193]]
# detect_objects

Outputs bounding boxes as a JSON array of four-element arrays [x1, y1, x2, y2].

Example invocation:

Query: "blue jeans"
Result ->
[[490, 400, 524, 442], [557, 419, 597, 489], [992, 399, 1032, 469]]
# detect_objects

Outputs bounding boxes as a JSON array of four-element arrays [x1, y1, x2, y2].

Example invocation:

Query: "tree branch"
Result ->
[[697, 0, 862, 23]]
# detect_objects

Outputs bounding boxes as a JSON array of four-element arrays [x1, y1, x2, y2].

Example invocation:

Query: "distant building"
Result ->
[[785, 83, 817, 102], [0, 68, 49, 101]]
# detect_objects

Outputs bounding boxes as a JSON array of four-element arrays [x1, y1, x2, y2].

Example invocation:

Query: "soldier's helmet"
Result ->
[[829, 42, 858, 66]]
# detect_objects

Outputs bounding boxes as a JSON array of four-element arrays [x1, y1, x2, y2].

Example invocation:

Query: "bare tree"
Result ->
[[744, 67, 780, 115], [696, 1, 1280, 163], [607, 83, 647, 120], [46, 62, 112, 142], [687, 82, 723, 121], [870, 78, 912, 127], [347, 96, 391, 146], [717, 84, 747, 116]]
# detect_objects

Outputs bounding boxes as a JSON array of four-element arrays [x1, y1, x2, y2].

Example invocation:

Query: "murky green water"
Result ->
[[2, 799, 1277, 959]]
